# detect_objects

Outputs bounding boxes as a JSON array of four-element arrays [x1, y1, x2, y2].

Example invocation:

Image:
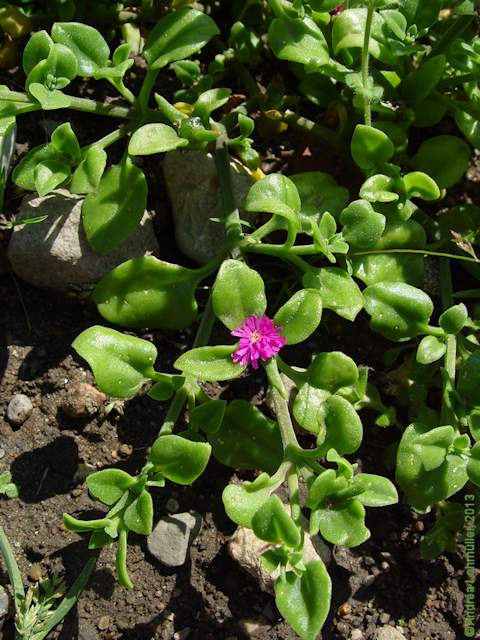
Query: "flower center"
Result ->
[[250, 331, 261, 343]]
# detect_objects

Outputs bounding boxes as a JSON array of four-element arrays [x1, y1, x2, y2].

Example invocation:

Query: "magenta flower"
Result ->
[[231, 315, 286, 370], [330, 5, 344, 15]]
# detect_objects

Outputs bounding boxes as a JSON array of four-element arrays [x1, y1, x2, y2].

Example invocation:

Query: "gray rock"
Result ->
[[6, 393, 33, 426], [163, 150, 252, 264], [374, 627, 406, 640], [0, 585, 10, 630], [61, 382, 106, 418], [147, 512, 202, 567], [351, 630, 364, 640], [7, 189, 159, 293], [228, 525, 331, 595]]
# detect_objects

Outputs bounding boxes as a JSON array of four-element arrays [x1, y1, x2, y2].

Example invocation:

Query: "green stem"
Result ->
[[242, 241, 318, 256], [0, 525, 24, 606], [251, 217, 279, 241], [437, 72, 479, 90], [361, 2, 374, 127], [138, 69, 160, 115], [271, 376, 299, 450], [440, 258, 457, 425], [351, 248, 480, 264], [287, 466, 302, 530], [433, 90, 480, 121], [277, 357, 307, 386], [193, 296, 216, 348], [84, 126, 130, 151], [215, 139, 244, 252], [159, 387, 188, 436]]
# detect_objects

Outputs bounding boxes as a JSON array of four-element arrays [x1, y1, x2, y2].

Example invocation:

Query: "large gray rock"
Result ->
[[228, 525, 331, 595], [163, 150, 252, 264], [147, 512, 202, 568], [7, 189, 159, 293]]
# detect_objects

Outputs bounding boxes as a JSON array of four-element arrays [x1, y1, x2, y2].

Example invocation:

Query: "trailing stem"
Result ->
[[440, 258, 457, 425], [361, 2, 374, 127]]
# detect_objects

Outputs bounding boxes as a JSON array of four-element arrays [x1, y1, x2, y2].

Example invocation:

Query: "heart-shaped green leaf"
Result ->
[[123, 490, 153, 535], [149, 434, 211, 484], [72, 325, 157, 397], [174, 346, 245, 382], [93, 256, 200, 330], [303, 267, 364, 321], [87, 469, 135, 506], [128, 124, 189, 156], [51, 22, 110, 75], [274, 289, 322, 345], [252, 495, 301, 547]]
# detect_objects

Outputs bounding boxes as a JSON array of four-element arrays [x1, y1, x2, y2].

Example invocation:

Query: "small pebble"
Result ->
[[0, 585, 10, 629], [173, 628, 191, 640], [371, 567, 380, 576], [351, 630, 364, 640], [97, 615, 110, 631], [6, 394, 33, 426], [364, 556, 375, 567], [414, 521, 424, 532], [118, 443, 133, 458], [61, 382, 106, 418], [165, 497, 180, 512], [27, 564, 43, 582], [380, 612, 391, 624], [380, 561, 390, 570], [338, 602, 351, 617]]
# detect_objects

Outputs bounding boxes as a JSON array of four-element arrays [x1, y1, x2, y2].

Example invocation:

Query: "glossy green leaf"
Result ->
[[244, 173, 301, 230], [23, 30, 53, 74], [306, 469, 346, 509], [363, 282, 433, 340], [223, 482, 271, 528], [51, 22, 110, 75], [350, 473, 398, 507], [307, 352, 358, 393], [71, 146, 107, 194], [396, 423, 468, 511], [318, 395, 363, 455], [401, 55, 446, 103], [290, 171, 349, 233], [148, 374, 184, 401], [268, 15, 329, 66], [193, 88, 231, 123], [150, 434, 211, 484], [123, 490, 153, 535], [412, 136, 471, 189], [359, 174, 399, 203], [252, 495, 301, 547], [12, 144, 60, 191], [303, 267, 364, 321], [439, 304, 468, 335], [403, 171, 440, 201], [34, 159, 70, 196], [128, 124, 189, 156], [273, 289, 322, 345], [351, 125, 394, 173], [26, 43, 77, 91], [72, 325, 157, 397], [86, 469, 134, 506], [208, 400, 283, 474], [314, 499, 370, 547], [28, 84, 71, 110], [332, 8, 396, 64], [457, 350, 480, 407], [292, 383, 328, 435], [416, 335, 446, 365], [455, 109, 480, 149], [275, 560, 331, 640], [340, 199, 386, 249], [50, 123, 81, 163], [93, 256, 200, 330], [144, 8, 220, 70], [467, 442, 480, 486], [212, 260, 266, 330], [82, 156, 147, 255], [190, 400, 226, 435], [174, 346, 245, 382]]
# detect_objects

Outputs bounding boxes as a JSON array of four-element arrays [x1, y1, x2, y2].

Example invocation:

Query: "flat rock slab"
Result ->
[[7, 189, 159, 293], [163, 150, 252, 264], [147, 512, 202, 568]]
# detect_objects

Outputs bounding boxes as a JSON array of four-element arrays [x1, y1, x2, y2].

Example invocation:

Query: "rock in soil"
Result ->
[[6, 393, 33, 426], [147, 512, 202, 568], [163, 150, 252, 264], [374, 627, 406, 640], [61, 382, 106, 418], [228, 526, 330, 595], [0, 585, 10, 630], [7, 189, 159, 293]]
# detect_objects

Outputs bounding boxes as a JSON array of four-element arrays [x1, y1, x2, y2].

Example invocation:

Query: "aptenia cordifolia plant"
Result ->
[[2, 0, 480, 638]]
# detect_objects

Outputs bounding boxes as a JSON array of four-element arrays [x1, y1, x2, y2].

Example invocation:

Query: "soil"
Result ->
[[0, 24, 479, 640]]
